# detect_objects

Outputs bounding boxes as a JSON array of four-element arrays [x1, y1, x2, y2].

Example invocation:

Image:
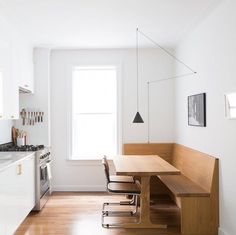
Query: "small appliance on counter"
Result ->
[[0, 142, 52, 211]]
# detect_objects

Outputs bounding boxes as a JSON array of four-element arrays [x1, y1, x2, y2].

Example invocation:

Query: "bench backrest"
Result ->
[[123, 143, 219, 193], [123, 143, 173, 163], [171, 144, 218, 193]]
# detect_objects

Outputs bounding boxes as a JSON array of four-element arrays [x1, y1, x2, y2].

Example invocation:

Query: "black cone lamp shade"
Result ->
[[133, 111, 144, 123]]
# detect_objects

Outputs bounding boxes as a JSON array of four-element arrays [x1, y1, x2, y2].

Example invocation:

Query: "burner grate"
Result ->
[[0, 144, 44, 152]]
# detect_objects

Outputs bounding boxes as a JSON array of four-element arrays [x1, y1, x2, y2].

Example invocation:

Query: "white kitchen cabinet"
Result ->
[[0, 41, 33, 120], [0, 154, 35, 235], [18, 46, 34, 93], [0, 41, 19, 120]]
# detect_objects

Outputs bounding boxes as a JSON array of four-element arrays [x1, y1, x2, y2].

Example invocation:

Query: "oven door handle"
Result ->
[[40, 164, 47, 169]]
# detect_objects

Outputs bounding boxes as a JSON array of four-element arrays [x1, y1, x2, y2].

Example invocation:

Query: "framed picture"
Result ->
[[188, 93, 206, 127]]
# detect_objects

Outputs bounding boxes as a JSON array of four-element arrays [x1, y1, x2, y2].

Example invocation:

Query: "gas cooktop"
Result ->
[[0, 144, 44, 152]]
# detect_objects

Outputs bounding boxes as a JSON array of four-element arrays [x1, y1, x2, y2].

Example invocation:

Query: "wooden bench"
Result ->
[[123, 143, 219, 235]]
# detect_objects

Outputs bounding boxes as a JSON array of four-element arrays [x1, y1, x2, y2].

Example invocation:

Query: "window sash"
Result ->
[[70, 66, 118, 160]]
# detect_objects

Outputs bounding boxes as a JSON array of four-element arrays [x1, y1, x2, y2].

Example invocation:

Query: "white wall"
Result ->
[[15, 48, 51, 146], [0, 15, 32, 144], [174, 1, 236, 235], [50, 48, 174, 191]]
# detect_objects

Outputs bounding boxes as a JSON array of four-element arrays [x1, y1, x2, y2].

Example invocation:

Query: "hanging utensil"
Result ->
[[27, 111, 30, 125], [20, 108, 26, 125], [41, 112, 44, 122], [31, 111, 34, 125], [38, 112, 41, 122]]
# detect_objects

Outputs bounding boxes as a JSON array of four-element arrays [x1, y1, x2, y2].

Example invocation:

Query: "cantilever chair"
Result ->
[[101, 157, 141, 228], [102, 156, 134, 183], [102, 156, 136, 206]]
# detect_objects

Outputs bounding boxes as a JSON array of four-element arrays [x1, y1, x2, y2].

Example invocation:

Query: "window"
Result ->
[[225, 92, 236, 119], [71, 66, 118, 160]]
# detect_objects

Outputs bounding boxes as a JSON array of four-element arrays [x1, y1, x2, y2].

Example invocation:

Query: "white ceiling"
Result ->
[[0, 0, 221, 48]]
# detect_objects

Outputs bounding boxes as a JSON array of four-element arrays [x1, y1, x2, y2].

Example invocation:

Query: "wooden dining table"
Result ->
[[113, 155, 180, 228]]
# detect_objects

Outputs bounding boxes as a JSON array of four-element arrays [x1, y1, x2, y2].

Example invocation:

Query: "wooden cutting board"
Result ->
[[12, 127, 17, 146]]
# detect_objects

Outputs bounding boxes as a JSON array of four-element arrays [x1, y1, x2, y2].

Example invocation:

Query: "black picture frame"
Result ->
[[188, 93, 206, 127]]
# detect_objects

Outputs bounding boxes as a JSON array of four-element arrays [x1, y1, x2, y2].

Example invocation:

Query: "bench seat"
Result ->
[[158, 174, 210, 197]]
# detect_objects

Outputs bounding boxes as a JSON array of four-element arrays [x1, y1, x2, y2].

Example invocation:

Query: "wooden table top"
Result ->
[[113, 155, 180, 176]]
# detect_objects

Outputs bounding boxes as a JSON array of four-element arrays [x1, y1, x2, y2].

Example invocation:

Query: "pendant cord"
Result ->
[[136, 27, 139, 111], [147, 82, 150, 143]]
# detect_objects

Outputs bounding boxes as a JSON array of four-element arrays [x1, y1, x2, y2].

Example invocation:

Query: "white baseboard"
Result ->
[[219, 228, 228, 235], [52, 185, 106, 192]]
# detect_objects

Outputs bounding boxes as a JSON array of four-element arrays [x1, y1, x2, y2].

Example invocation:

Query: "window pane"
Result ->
[[71, 67, 118, 160], [72, 114, 117, 159], [73, 69, 116, 113]]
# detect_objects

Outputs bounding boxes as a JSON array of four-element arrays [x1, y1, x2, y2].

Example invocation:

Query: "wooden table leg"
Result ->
[[123, 176, 167, 228]]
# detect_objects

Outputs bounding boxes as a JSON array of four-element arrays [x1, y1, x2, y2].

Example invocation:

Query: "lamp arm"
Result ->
[[137, 29, 197, 74], [134, 28, 197, 125], [148, 72, 196, 84]]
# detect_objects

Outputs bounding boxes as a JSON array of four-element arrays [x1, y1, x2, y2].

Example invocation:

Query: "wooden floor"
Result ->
[[16, 192, 180, 235]]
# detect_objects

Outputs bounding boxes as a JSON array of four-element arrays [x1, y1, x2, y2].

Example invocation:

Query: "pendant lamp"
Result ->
[[133, 27, 144, 123]]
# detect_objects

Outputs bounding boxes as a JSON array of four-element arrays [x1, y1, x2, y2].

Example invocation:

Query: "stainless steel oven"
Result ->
[[33, 148, 52, 211]]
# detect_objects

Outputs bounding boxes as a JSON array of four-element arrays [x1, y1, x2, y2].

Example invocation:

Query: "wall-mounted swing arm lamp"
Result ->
[[132, 28, 197, 141]]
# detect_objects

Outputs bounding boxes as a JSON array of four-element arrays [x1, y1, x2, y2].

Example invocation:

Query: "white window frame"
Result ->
[[66, 64, 122, 164]]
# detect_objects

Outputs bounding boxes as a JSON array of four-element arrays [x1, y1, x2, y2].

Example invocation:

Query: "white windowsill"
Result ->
[[66, 157, 115, 166], [66, 159, 102, 166]]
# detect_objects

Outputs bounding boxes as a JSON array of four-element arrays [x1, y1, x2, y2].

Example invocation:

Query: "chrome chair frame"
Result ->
[[101, 157, 141, 228]]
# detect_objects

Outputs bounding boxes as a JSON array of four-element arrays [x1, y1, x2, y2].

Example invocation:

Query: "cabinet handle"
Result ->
[[17, 164, 22, 175]]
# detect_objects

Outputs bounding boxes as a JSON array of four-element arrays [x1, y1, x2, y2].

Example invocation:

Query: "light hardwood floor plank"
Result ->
[[15, 192, 180, 235]]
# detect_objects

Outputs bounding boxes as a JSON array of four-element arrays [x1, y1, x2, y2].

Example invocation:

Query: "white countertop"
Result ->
[[0, 152, 35, 172]]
